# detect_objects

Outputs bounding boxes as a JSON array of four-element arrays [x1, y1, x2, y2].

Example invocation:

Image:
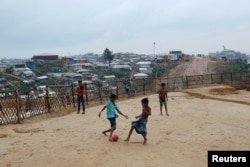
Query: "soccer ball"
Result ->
[[113, 134, 119, 141]]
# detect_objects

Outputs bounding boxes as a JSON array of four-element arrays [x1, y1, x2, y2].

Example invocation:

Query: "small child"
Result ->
[[98, 94, 129, 141], [158, 83, 168, 116], [124, 98, 151, 144]]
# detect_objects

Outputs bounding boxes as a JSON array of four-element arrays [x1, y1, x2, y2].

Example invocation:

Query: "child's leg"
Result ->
[[164, 103, 168, 116], [77, 98, 80, 113], [109, 125, 116, 141], [102, 129, 111, 136], [124, 125, 134, 141], [143, 136, 147, 144], [160, 103, 163, 115], [105, 118, 116, 141]]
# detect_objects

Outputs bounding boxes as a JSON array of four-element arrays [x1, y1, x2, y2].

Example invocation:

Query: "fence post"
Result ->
[[71, 84, 75, 108], [143, 78, 145, 95], [97, 82, 102, 103], [230, 72, 233, 86], [154, 78, 158, 93], [115, 80, 119, 99], [173, 77, 176, 91], [15, 88, 21, 123], [186, 76, 189, 88], [201, 75, 203, 85], [45, 85, 51, 113], [220, 73, 223, 84], [85, 83, 88, 105]]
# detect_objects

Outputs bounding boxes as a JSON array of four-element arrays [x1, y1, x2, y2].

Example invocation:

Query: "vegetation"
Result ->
[[32, 60, 64, 76], [152, 61, 179, 78], [218, 61, 248, 73], [152, 65, 167, 78], [103, 48, 114, 67], [101, 70, 130, 81]]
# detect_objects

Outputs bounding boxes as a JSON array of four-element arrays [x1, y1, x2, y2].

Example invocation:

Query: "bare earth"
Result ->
[[0, 85, 249, 167]]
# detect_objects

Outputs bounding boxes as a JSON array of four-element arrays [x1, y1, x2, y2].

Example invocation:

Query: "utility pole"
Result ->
[[153, 42, 158, 78], [153, 42, 156, 58]]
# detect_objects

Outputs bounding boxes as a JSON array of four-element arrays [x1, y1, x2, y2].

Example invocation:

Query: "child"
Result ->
[[98, 94, 129, 141], [158, 83, 168, 116], [124, 79, 131, 97], [124, 98, 151, 144], [76, 80, 85, 114]]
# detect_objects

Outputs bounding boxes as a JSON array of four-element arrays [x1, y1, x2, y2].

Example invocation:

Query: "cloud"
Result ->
[[0, 0, 250, 58]]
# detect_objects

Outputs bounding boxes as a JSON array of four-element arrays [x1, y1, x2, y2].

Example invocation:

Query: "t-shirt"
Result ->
[[105, 100, 118, 118], [76, 85, 84, 96], [125, 83, 130, 89]]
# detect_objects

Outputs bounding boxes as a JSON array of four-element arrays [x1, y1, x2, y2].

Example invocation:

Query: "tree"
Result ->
[[103, 48, 114, 67]]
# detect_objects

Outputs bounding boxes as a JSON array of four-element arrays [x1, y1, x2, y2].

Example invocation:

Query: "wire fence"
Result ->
[[0, 71, 249, 125]]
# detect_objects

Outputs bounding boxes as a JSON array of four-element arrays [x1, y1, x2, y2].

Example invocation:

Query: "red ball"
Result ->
[[113, 134, 119, 141]]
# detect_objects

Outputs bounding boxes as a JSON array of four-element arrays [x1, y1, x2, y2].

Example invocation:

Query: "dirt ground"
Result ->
[[166, 56, 222, 77], [0, 85, 249, 167]]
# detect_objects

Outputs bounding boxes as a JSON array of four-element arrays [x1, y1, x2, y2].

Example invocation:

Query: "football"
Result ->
[[113, 134, 119, 141]]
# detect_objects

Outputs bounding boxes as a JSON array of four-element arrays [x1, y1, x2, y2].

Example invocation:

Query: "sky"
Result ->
[[0, 0, 250, 59]]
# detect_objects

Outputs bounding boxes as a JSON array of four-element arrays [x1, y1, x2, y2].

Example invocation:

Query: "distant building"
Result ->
[[209, 46, 247, 63], [133, 73, 148, 79], [103, 75, 115, 81], [111, 64, 131, 72], [0, 77, 7, 86], [13, 67, 33, 76], [51, 67, 65, 73], [19, 71, 35, 79], [62, 73, 82, 85], [169, 50, 182, 61], [32, 53, 59, 61], [136, 61, 153, 73], [26, 61, 37, 70], [34, 75, 49, 83], [0, 64, 7, 72]]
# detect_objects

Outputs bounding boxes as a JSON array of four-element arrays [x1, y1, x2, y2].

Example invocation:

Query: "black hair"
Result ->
[[141, 98, 149, 104], [78, 80, 82, 83], [161, 83, 166, 87], [110, 93, 116, 99]]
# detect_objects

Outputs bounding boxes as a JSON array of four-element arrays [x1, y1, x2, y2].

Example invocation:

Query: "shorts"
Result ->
[[125, 88, 130, 94], [159, 97, 167, 107], [108, 117, 116, 127]]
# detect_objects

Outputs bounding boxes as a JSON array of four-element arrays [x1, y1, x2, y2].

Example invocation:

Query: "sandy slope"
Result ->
[[0, 85, 249, 167]]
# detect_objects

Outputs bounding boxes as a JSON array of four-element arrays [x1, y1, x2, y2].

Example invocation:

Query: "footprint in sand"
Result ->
[[0, 134, 8, 138], [12, 128, 44, 133]]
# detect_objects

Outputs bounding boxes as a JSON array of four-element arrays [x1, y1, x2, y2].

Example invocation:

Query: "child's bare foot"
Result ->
[[109, 137, 113, 142], [166, 113, 169, 116], [143, 138, 147, 145], [124, 138, 129, 142], [102, 131, 107, 136]]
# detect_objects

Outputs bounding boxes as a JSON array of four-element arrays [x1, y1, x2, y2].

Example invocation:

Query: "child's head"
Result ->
[[141, 98, 149, 106], [161, 83, 165, 87], [78, 80, 82, 85], [110, 94, 117, 102]]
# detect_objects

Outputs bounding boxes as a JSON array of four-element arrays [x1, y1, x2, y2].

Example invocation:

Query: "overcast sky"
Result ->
[[0, 0, 250, 59]]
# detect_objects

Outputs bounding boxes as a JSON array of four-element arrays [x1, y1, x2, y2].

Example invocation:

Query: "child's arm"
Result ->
[[98, 106, 106, 117], [135, 114, 142, 119], [147, 107, 152, 116], [117, 109, 129, 119], [141, 107, 151, 117]]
